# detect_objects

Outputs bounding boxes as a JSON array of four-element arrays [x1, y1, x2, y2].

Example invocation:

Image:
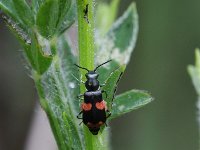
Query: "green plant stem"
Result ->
[[77, 0, 95, 71], [76, 0, 109, 149]]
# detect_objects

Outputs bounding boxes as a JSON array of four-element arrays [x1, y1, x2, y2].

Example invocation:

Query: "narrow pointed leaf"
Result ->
[[36, 0, 59, 38], [31, 0, 45, 14], [56, 0, 72, 30], [103, 65, 125, 110], [58, 0, 71, 19], [13, 0, 34, 27], [188, 49, 200, 96], [62, 112, 83, 149], [58, 0, 76, 34], [188, 65, 200, 96], [109, 89, 153, 120]]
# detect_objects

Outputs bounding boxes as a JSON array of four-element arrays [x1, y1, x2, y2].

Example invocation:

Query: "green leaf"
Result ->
[[188, 65, 200, 95], [2, 15, 31, 46], [57, 36, 80, 111], [109, 89, 153, 120], [62, 112, 83, 149], [24, 32, 53, 74], [31, 0, 45, 14], [34, 36, 84, 149], [188, 49, 200, 96], [103, 65, 125, 110], [0, 0, 30, 32], [58, 0, 71, 18], [57, 0, 76, 34], [102, 65, 152, 121], [56, 0, 71, 29], [96, 2, 138, 83], [108, 3, 138, 52], [0, 0, 17, 19], [13, 0, 34, 27], [96, 0, 120, 35], [36, 0, 59, 38]]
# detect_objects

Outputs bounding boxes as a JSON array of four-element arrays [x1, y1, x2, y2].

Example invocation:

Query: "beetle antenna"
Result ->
[[74, 64, 89, 72], [94, 60, 112, 72]]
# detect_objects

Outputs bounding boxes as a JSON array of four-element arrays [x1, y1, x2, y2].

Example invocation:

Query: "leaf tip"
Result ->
[[195, 48, 200, 67], [128, 2, 137, 13]]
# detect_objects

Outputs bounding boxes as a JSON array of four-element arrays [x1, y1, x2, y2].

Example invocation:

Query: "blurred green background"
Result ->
[[0, 0, 200, 150]]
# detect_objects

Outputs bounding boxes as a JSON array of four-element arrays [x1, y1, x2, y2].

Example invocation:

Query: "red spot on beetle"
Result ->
[[98, 121, 104, 126], [87, 122, 94, 128], [81, 103, 92, 111], [87, 121, 104, 128], [95, 100, 106, 110]]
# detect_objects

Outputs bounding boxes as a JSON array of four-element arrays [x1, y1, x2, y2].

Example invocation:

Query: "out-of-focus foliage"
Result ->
[[0, 0, 153, 149], [188, 49, 200, 96]]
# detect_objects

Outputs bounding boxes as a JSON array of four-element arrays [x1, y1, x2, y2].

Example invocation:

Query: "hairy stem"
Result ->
[[77, 0, 95, 71], [76, 0, 109, 149]]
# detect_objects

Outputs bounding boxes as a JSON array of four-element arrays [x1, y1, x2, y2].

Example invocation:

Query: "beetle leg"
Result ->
[[104, 122, 108, 127], [79, 121, 83, 125], [105, 109, 112, 126], [106, 110, 111, 118], [102, 90, 108, 98], [100, 83, 105, 87], [77, 94, 84, 99], [78, 97, 84, 101], [77, 111, 83, 119]]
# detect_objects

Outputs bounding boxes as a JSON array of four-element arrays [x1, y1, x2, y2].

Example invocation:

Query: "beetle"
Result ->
[[75, 60, 112, 135]]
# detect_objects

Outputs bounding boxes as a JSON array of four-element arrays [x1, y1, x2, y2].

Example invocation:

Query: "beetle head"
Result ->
[[85, 71, 99, 91], [85, 71, 99, 79]]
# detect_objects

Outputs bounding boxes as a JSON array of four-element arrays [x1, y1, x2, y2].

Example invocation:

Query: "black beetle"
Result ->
[[75, 60, 112, 135]]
